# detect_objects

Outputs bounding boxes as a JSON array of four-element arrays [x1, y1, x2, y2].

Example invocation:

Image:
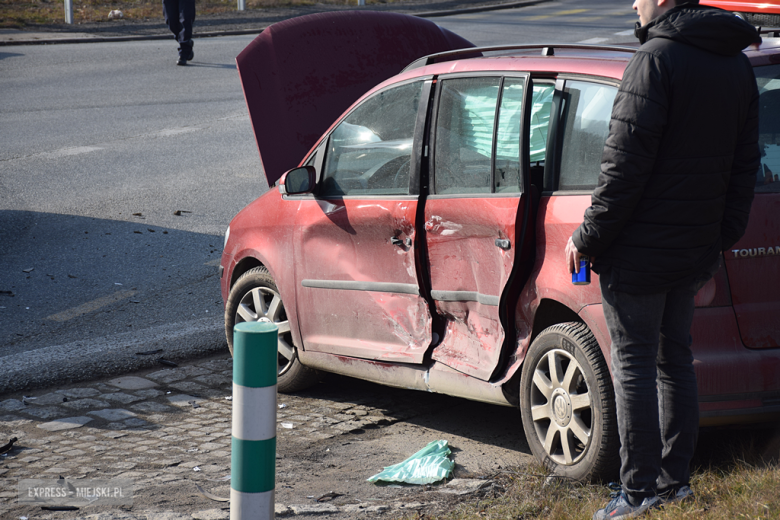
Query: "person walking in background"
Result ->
[[564, 0, 761, 518], [163, 0, 196, 66]]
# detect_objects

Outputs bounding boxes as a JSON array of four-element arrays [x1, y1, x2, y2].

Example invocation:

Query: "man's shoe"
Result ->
[[593, 491, 661, 520], [176, 56, 187, 66], [660, 485, 694, 505]]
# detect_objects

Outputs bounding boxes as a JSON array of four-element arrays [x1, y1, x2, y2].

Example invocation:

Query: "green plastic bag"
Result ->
[[367, 440, 454, 485]]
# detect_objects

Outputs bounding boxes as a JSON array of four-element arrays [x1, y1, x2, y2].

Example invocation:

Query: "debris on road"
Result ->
[[22, 268, 34, 273], [173, 210, 192, 216], [159, 358, 178, 367], [368, 440, 454, 485], [316, 491, 344, 502], [136, 349, 163, 356], [0, 437, 18, 454], [194, 483, 230, 502]]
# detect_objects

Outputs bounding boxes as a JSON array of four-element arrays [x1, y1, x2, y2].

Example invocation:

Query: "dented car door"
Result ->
[[425, 76, 552, 381], [293, 80, 434, 363]]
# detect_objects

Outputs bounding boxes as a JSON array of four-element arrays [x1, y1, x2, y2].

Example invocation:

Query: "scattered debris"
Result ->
[[41, 506, 79, 511], [278, 403, 287, 409], [224, 396, 233, 401], [173, 210, 192, 216], [316, 491, 344, 502], [193, 467, 201, 472], [0, 437, 18, 454], [187, 448, 199, 453], [115, 282, 123, 285], [148, 228, 156, 232], [281, 422, 294, 429], [0, 290, 14, 296], [136, 349, 163, 356], [189, 400, 200, 409], [67, 274, 77, 278], [134, 231, 143, 234], [194, 483, 230, 502], [22, 268, 34, 273], [367, 440, 454, 485], [159, 358, 178, 367], [132, 212, 143, 217]]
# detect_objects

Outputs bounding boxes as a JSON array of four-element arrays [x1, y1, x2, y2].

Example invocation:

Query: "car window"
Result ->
[[320, 81, 423, 197], [529, 84, 555, 164], [755, 64, 780, 193], [558, 81, 618, 190], [434, 77, 500, 194], [495, 79, 524, 193]]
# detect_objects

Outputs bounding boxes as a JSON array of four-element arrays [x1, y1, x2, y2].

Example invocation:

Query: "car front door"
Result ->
[[424, 75, 554, 381], [292, 80, 434, 363]]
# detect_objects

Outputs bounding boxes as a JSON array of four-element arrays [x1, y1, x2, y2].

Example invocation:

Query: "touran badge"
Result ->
[[731, 247, 780, 258]]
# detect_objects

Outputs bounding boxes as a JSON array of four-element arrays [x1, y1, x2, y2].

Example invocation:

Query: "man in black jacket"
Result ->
[[565, 1, 761, 518]]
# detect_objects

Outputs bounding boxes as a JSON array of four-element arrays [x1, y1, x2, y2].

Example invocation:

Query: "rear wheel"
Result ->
[[519, 322, 619, 481], [225, 266, 317, 393]]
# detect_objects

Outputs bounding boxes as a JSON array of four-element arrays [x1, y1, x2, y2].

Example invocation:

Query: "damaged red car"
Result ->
[[220, 12, 780, 480]]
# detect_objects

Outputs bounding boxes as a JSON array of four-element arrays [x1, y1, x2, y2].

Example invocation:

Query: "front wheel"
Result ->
[[225, 266, 317, 393], [519, 322, 619, 481]]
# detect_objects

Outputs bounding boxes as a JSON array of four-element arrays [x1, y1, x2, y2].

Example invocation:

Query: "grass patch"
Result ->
[[0, 0, 399, 29], [409, 427, 780, 520]]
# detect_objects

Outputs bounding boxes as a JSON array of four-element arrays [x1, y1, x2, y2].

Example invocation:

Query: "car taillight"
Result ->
[[694, 265, 732, 308]]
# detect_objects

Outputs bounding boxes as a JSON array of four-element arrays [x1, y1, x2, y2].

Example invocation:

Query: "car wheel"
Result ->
[[519, 322, 619, 481], [225, 266, 317, 393]]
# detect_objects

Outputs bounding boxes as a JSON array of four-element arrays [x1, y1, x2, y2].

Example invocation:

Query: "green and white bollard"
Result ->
[[231, 321, 278, 520]]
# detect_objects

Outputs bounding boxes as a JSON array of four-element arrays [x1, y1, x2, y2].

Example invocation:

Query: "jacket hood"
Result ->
[[635, 4, 761, 54]]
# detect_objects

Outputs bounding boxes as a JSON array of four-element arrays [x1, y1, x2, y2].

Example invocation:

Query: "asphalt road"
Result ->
[[0, 0, 637, 392]]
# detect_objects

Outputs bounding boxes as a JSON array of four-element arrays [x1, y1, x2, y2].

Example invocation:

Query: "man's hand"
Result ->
[[566, 236, 584, 274]]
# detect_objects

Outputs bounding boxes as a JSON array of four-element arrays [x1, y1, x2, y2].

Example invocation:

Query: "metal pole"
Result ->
[[64, 0, 73, 24], [231, 321, 278, 520], [358, 0, 365, 5], [237, 0, 245, 11]]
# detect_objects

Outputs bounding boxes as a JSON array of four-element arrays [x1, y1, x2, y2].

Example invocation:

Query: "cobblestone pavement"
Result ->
[[1, 353, 531, 519]]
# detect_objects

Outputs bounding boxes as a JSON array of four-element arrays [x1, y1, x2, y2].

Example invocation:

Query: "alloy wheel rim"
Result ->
[[235, 286, 295, 376], [529, 348, 593, 465]]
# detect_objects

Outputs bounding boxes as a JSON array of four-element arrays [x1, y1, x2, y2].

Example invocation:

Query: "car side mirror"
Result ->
[[281, 166, 316, 195]]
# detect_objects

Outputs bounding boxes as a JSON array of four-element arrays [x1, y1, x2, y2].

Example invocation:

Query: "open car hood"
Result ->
[[236, 11, 474, 187]]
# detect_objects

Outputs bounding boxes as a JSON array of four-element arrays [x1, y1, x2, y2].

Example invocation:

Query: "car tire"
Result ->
[[519, 322, 619, 482], [225, 266, 318, 393]]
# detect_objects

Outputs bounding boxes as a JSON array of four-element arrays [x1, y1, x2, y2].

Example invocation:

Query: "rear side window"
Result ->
[[558, 81, 617, 190], [756, 64, 780, 193]]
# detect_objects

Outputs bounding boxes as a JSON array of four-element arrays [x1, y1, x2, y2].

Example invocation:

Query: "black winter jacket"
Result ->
[[572, 4, 761, 293]]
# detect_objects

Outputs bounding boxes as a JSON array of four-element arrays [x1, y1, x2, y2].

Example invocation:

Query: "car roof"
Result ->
[[383, 37, 780, 89]]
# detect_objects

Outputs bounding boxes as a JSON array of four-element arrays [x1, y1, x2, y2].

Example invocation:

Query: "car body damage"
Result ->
[[222, 13, 780, 480]]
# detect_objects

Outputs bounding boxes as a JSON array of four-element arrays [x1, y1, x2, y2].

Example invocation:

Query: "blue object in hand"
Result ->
[[572, 257, 591, 285]]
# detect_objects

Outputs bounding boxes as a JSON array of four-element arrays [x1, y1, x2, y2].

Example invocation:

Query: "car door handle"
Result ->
[[495, 238, 511, 250]]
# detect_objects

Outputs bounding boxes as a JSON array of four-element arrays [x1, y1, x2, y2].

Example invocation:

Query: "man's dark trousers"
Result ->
[[163, 0, 195, 57], [599, 264, 716, 506]]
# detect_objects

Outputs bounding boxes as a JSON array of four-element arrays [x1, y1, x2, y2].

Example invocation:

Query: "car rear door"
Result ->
[[424, 75, 552, 381], [723, 63, 780, 348], [292, 80, 435, 363]]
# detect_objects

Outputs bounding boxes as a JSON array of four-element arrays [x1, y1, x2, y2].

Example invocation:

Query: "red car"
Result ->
[[220, 12, 780, 481], [701, 0, 780, 27]]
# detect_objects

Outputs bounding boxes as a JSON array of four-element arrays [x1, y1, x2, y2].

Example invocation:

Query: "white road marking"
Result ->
[[46, 289, 137, 322], [153, 127, 202, 137], [615, 29, 636, 36], [578, 37, 610, 44], [44, 146, 103, 159]]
